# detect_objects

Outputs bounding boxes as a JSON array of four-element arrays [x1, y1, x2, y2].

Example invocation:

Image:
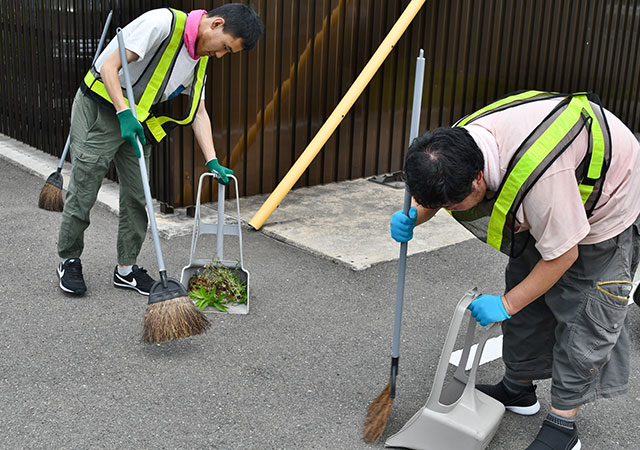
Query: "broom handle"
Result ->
[[389, 49, 425, 399], [117, 29, 168, 284], [57, 10, 113, 172], [57, 135, 71, 171]]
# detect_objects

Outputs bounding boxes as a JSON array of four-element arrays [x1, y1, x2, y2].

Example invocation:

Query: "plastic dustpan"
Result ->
[[385, 289, 504, 450], [180, 173, 250, 314]]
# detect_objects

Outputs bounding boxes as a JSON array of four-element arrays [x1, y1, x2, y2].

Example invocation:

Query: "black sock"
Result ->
[[503, 375, 533, 394]]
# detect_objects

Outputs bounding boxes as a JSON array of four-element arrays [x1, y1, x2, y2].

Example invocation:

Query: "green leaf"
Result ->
[[188, 287, 209, 301], [194, 298, 207, 311], [214, 302, 228, 312]]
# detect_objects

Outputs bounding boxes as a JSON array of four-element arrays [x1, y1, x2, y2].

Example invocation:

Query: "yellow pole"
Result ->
[[249, 0, 426, 230]]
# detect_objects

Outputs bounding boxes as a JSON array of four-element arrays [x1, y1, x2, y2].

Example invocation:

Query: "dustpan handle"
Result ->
[[188, 173, 244, 268], [452, 318, 499, 385], [217, 181, 225, 260], [186, 173, 208, 267], [425, 289, 478, 410], [459, 322, 499, 400], [451, 316, 479, 384], [215, 176, 243, 265]]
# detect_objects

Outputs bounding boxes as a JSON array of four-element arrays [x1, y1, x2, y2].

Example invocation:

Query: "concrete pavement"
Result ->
[[0, 133, 474, 271], [1, 135, 640, 449]]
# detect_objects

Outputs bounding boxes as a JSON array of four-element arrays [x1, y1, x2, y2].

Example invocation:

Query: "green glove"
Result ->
[[117, 109, 145, 157], [206, 158, 234, 185]]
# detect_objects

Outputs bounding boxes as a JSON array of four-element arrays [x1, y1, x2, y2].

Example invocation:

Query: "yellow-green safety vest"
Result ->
[[449, 90, 611, 257], [81, 8, 209, 144]]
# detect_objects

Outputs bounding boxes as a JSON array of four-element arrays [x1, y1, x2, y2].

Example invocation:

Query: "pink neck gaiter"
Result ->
[[184, 9, 207, 60]]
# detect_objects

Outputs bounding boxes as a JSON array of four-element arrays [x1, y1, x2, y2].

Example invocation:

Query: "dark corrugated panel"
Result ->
[[2, 0, 640, 207]]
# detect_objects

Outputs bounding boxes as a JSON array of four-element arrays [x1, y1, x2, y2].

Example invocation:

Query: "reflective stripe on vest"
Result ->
[[82, 8, 206, 143], [145, 57, 208, 143], [450, 91, 610, 256]]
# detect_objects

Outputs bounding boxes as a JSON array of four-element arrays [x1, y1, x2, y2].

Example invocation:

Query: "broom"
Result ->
[[116, 29, 210, 344], [38, 10, 113, 211], [362, 49, 425, 443]]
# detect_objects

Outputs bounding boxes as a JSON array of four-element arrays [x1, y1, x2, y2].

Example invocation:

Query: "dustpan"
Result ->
[[385, 289, 504, 450], [180, 173, 250, 314]]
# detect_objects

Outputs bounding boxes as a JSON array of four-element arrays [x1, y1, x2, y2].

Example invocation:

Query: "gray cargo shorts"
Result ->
[[501, 213, 640, 410]]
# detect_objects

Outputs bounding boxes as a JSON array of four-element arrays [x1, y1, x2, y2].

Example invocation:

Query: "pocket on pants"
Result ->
[[568, 282, 630, 378], [72, 150, 105, 188]]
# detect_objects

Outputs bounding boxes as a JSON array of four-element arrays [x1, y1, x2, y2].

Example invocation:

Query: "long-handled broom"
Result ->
[[116, 29, 210, 344], [362, 49, 425, 443], [38, 10, 113, 211]]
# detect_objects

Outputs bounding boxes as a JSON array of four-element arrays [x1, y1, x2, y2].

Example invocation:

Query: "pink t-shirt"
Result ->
[[464, 98, 640, 260]]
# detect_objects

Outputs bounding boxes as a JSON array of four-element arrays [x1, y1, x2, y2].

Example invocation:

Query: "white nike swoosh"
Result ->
[[116, 273, 137, 286]]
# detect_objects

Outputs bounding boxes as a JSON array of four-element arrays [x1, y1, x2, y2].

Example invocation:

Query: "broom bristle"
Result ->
[[362, 382, 393, 443], [38, 183, 64, 212], [143, 296, 210, 344]]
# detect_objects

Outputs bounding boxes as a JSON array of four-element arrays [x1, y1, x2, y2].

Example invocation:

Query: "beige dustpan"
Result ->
[[385, 289, 504, 450]]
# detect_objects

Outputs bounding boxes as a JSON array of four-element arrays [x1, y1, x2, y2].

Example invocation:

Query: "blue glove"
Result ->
[[390, 206, 417, 242], [468, 294, 511, 326]]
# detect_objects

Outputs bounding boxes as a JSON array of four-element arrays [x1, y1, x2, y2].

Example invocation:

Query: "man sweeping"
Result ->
[[390, 91, 640, 450], [56, 4, 263, 296]]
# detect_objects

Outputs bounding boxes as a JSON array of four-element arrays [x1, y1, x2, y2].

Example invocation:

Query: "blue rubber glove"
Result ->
[[117, 109, 145, 157], [390, 206, 417, 242], [206, 158, 234, 185], [468, 294, 512, 326]]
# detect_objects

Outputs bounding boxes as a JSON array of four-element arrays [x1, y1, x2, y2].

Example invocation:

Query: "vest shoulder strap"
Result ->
[[145, 57, 209, 144]]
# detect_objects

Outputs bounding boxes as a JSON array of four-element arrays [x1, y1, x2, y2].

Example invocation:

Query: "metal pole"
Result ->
[[390, 49, 425, 398]]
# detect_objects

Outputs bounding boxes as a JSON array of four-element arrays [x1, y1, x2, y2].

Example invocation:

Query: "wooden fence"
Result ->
[[1, 0, 639, 208]]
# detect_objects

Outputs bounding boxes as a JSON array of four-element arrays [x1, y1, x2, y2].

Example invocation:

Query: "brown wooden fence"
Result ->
[[2, 0, 640, 209]]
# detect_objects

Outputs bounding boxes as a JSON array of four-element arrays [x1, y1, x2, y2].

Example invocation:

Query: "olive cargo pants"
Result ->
[[58, 90, 152, 266]]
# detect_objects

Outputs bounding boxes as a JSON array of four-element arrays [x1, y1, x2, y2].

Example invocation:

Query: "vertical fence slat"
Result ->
[[0, 0, 7, 135]]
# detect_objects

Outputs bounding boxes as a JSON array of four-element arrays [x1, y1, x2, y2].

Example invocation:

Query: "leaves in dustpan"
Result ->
[[189, 286, 229, 312], [188, 259, 247, 311]]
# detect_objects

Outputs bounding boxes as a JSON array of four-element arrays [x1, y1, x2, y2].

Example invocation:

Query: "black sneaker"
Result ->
[[526, 419, 581, 450], [57, 258, 87, 295], [113, 265, 156, 296], [476, 379, 540, 415]]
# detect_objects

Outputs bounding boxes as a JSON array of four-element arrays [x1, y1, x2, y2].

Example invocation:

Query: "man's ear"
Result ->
[[211, 16, 225, 29], [475, 171, 484, 183]]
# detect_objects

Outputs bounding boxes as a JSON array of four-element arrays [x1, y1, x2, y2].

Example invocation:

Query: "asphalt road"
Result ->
[[1, 158, 639, 449]]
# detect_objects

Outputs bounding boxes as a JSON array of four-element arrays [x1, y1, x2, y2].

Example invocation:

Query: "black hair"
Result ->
[[207, 4, 264, 51], [404, 127, 484, 208]]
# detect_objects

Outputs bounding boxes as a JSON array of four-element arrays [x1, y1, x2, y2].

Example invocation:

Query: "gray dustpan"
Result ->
[[385, 289, 504, 450], [180, 173, 250, 314]]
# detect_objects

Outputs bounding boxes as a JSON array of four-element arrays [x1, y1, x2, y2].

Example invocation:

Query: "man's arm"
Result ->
[[100, 48, 140, 112], [502, 244, 579, 315], [191, 100, 217, 161], [468, 244, 578, 326], [192, 101, 234, 185], [412, 199, 439, 226]]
